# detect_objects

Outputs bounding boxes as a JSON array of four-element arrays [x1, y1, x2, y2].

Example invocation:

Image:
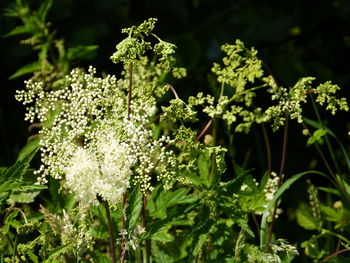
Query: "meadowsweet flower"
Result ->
[[17, 63, 180, 205]]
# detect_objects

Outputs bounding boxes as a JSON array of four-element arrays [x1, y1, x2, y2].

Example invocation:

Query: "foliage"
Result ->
[[1, 1, 350, 262]]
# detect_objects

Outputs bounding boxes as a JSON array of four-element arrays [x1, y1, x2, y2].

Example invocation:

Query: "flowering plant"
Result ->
[[2, 2, 350, 262]]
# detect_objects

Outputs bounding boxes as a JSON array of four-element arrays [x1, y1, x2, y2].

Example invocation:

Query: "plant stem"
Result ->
[[104, 201, 117, 263], [1, 232, 23, 263], [196, 119, 213, 141], [121, 61, 134, 263], [127, 62, 133, 119], [265, 116, 289, 251], [261, 124, 272, 175], [322, 228, 350, 244], [322, 248, 350, 262], [310, 95, 340, 174], [209, 118, 219, 186], [141, 195, 151, 263], [120, 193, 127, 263]]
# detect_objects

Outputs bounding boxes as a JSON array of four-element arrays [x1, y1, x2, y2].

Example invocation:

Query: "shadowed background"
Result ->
[[1, 1, 350, 260]]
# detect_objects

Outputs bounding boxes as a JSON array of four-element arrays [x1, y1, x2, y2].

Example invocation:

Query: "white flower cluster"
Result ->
[[124, 111, 176, 193], [16, 65, 179, 206], [264, 171, 280, 202], [64, 136, 133, 207]]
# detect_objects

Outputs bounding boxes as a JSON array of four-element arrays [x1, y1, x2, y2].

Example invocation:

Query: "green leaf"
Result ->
[[148, 186, 197, 219], [320, 205, 342, 222], [296, 208, 322, 230], [193, 233, 208, 256], [126, 186, 142, 229], [17, 138, 40, 161], [198, 150, 211, 187], [149, 226, 173, 242], [237, 218, 254, 238], [307, 128, 327, 146], [44, 243, 73, 261], [190, 207, 213, 256], [9, 62, 42, 79], [318, 187, 341, 196], [67, 45, 98, 61], [2, 210, 19, 234], [37, 0, 52, 21], [27, 250, 39, 263], [304, 117, 350, 173], [90, 251, 112, 263], [3, 25, 34, 37], [3, 147, 38, 181], [260, 170, 327, 247], [7, 190, 42, 205]]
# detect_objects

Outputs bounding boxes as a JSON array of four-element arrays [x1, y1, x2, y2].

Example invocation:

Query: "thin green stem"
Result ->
[[322, 228, 350, 244], [265, 116, 289, 251], [301, 123, 336, 180], [228, 84, 267, 103], [141, 195, 150, 263], [310, 95, 340, 174], [121, 61, 134, 263], [104, 201, 117, 263], [262, 123, 272, 175], [127, 62, 133, 119], [209, 118, 218, 186], [0, 232, 23, 263], [120, 193, 127, 263]]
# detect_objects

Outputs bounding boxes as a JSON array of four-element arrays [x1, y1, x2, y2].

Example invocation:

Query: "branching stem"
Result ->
[[104, 201, 117, 263]]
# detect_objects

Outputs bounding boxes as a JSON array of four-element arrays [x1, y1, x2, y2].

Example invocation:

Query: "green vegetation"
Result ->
[[1, 1, 350, 262]]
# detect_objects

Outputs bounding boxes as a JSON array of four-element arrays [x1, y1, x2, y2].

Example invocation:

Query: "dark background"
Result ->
[[1, 0, 350, 166], [1, 0, 350, 260]]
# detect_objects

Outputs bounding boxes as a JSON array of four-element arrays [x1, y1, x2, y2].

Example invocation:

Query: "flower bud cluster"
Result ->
[[17, 63, 180, 205]]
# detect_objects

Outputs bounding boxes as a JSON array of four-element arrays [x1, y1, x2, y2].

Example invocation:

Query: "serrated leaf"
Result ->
[[126, 186, 142, 229], [9, 62, 42, 79], [90, 251, 112, 263], [149, 226, 173, 242], [296, 209, 321, 230], [67, 45, 98, 61], [44, 242, 73, 261], [37, 0, 52, 21], [198, 150, 211, 187], [13, 184, 47, 192], [193, 233, 208, 256], [7, 190, 42, 205], [152, 242, 176, 263], [0, 180, 22, 195], [2, 210, 19, 234], [237, 218, 254, 238], [27, 250, 39, 263], [304, 118, 350, 173], [3, 24, 34, 37], [4, 147, 38, 180], [17, 138, 40, 161], [148, 187, 197, 219], [320, 205, 342, 222]]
